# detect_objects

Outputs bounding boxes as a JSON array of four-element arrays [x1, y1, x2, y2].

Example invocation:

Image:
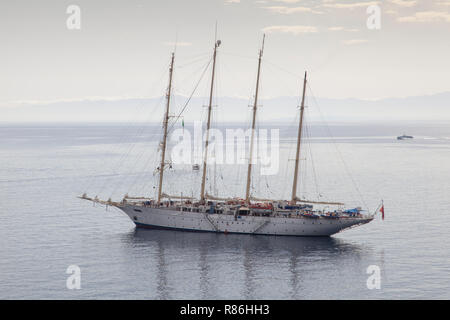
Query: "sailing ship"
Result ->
[[80, 36, 380, 236]]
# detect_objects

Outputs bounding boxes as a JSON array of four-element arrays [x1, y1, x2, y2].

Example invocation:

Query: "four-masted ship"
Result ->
[[80, 36, 377, 236]]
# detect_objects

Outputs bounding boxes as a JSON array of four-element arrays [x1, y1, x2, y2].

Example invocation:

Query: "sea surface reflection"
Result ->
[[118, 229, 372, 299]]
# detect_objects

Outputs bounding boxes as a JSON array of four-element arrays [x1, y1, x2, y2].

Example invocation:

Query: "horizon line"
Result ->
[[2, 90, 450, 107]]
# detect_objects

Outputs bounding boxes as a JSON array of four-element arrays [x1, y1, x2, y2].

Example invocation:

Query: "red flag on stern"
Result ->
[[380, 204, 385, 220]]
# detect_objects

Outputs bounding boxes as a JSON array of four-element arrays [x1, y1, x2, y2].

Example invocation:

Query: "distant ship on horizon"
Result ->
[[397, 134, 414, 140]]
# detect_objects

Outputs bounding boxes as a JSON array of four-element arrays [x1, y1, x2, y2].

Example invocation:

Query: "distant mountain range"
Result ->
[[2, 92, 449, 123]]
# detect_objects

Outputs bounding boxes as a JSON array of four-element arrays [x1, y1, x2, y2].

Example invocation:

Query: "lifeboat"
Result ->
[[249, 203, 273, 215], [321, 212, 340, 219], [249, 203, 273, 209], [300, 212, 320, 219]]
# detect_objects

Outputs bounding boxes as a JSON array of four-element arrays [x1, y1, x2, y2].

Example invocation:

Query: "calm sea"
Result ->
[[0, 122, 449, 299]]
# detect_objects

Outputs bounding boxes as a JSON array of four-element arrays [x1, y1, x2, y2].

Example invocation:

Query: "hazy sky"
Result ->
[[1, 0, 449, 105]]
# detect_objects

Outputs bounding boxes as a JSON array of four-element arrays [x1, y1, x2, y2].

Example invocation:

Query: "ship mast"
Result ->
[[291, 71, 307, 203], [157, 52, 175, 204], [245, 35, 265, 204], [200, 39, 221, 202]]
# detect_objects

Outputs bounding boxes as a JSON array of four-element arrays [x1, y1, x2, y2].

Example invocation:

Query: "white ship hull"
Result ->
[[118, 204, 373, 237]]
